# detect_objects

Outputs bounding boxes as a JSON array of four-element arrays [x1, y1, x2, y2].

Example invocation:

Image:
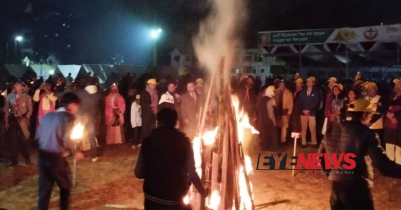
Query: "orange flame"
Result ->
[[203, 127, 219, 146], [231, 95, 259, 143], [193, 137, 203, 178], [70, 123, 84, 141], [238, 166, 253, 210]]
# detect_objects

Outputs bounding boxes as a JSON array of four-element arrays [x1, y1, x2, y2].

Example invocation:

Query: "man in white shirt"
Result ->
[[131, 94, 142, 148]]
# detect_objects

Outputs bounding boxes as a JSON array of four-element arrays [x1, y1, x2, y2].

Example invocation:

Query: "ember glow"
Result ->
[[231, 95, 259, 143], [70, 123, 84, 141]]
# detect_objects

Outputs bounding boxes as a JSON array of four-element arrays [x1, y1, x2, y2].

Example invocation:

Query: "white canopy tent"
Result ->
[[58, 65, 82, 79]]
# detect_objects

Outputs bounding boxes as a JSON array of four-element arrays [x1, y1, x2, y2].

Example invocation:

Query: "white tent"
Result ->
[[30, 65, 58, 79], [58, 65, 81, 79]]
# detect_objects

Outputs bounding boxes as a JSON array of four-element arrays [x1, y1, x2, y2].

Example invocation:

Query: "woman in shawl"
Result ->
[[33, 80, 58, 130], [258, 85, 279, 151], [105, 83, 126, 144]]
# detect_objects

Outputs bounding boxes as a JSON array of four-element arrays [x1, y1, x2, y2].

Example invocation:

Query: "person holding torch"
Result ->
[[37, 92, 84, 210]]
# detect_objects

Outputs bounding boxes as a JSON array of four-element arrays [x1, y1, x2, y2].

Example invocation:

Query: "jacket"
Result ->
[[180, 92, 200, 123], [7, 92, 33, 119], [76, 88, 103, 118], [274, 88, 293, 116], [299, 87, 321, 116], [134, 127, 201, 203], [140, 90, 156, 124], [319, 121, 401, 187]]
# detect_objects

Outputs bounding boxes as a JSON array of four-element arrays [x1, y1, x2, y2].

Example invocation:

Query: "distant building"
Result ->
[[170, 48, 195, 71]]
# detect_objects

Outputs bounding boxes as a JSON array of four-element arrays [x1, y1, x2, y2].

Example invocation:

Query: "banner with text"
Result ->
[[259, 24, 401, 46]]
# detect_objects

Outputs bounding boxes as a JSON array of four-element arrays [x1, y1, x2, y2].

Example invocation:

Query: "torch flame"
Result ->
[[70, 123, 84, 141], [183, 195, 190, 205]]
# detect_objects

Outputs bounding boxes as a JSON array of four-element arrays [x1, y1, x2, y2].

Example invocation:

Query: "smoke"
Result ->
[[193, 0, 247, 81]]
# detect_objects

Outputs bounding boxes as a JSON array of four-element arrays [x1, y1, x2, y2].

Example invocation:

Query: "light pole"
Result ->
[[150, 28, 162, 66], [14, 36, 23, 64]]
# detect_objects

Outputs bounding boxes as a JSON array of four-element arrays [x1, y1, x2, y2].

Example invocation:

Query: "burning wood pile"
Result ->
[[184, 60, 258, 210]]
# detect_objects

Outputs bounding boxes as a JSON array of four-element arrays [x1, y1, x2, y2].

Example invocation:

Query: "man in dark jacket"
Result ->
[[76, 77, 103, 162], [6, 80, 33, 166], [134, 108, 206, 210], [299, 76, 321, 146], [319, 99, 401, 210], [180, 81, 201, 139], [140, 79, 158, 141]]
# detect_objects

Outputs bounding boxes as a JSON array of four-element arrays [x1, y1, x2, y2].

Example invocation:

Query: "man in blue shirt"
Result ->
[[37, 92, 83, 210]]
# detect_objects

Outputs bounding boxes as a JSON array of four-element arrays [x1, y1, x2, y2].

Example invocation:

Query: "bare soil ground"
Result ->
[[0, 140, 401, 210]]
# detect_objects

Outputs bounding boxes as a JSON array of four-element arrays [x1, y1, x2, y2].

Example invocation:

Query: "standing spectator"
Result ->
[[324, 77, 338, 122], [237, 75, 257, 120], [364, 82, 384, 145], [37, 92, 84, 210], [341, 89, 359, 121], [33, 80, 58, 131], [384, 79, 401, 164], [130, 94, 142, 148], [353, 71, 364, 97], [180, 81, 201, 139], [6, 80, 33, 166], [0, 89, 8, 148], [55, 78, 65, 94], [275, 80, 293, 143], [134, 108, 206, 209], [159, 81, 180, 128], [324, 83, 345, 131], [105, 84, 126, 144], [299, 76, 321, 147], [76, 77, 103, 162], [140, 79, 158, 141], [196, 78, 204, 96], [257, 86, 279, 151], [65, 73, 73, 87], [291, 78, 304, 133], [159, 81, 180, 111]]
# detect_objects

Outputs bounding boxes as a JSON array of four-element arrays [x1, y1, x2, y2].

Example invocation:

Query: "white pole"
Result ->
[[291, 132, 300, 177]]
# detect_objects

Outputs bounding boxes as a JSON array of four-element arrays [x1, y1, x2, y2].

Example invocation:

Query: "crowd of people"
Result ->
[[1, 71, 401, 165], [235, 72, 401, 165], [0, 73, 208, 166], [1, 70, 401, 210]]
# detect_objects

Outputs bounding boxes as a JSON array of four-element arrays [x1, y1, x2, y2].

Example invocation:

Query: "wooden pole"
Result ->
[[73, 143, 77, 186]]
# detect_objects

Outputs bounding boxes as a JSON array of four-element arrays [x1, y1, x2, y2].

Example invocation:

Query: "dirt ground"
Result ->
[[0, 140, 401, 210]]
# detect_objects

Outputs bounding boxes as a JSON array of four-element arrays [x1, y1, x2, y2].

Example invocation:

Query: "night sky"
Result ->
[[1, 0, 400, 65]]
